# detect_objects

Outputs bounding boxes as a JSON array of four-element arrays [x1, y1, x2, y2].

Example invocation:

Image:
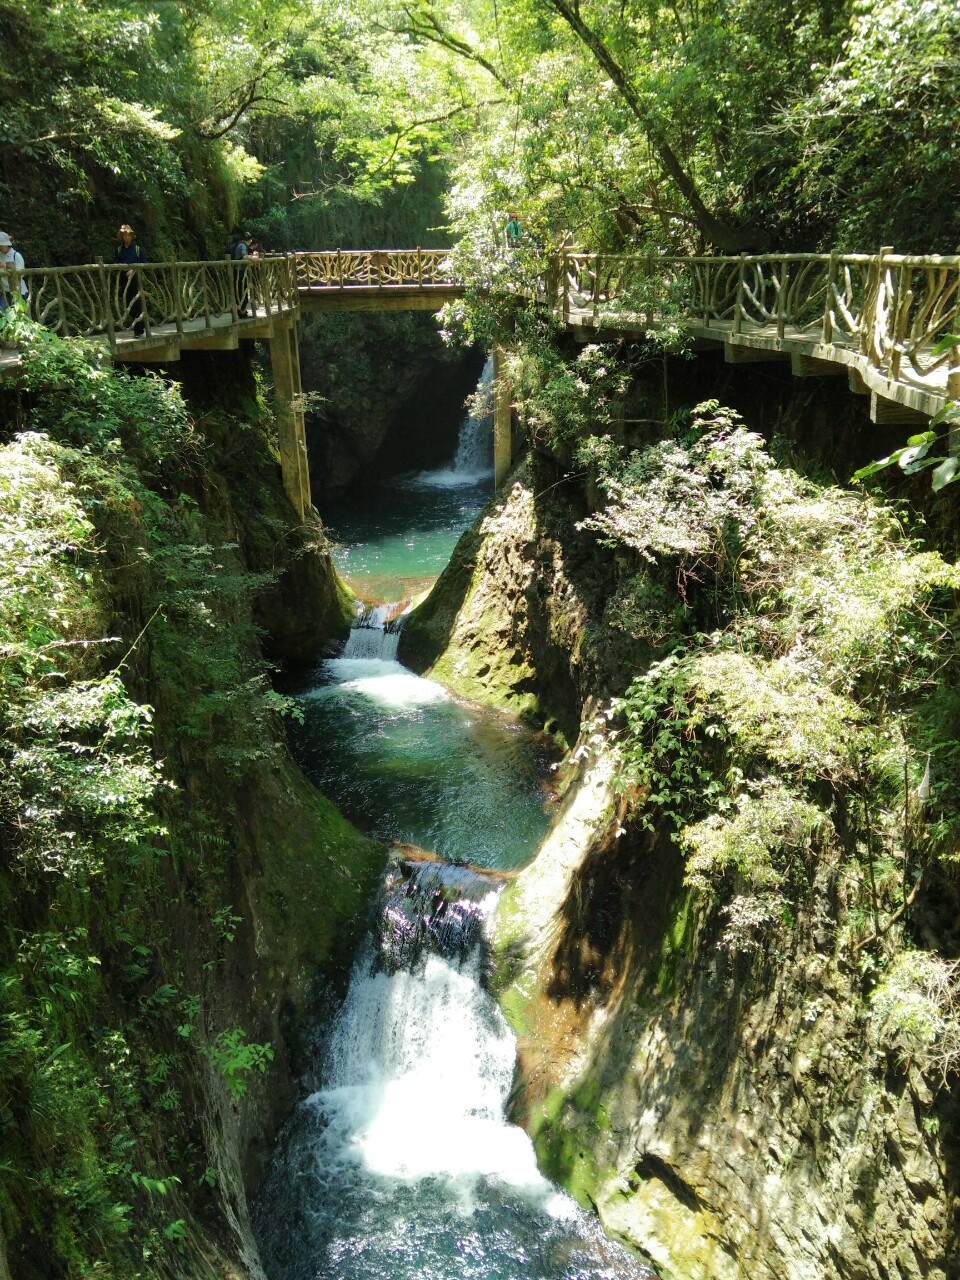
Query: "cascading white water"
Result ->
[[318, 895, 551, 1195], [253, 871, 654, 1280], [343, 603, 401, 661], [451, 355, 494, 479], [256, 370, 655, 1279], [407, 355, 494, 489]]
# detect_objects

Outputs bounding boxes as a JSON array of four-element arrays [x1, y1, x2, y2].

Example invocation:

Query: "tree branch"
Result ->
[[546, 0, 749, 250], [394, 3, 514, 91]]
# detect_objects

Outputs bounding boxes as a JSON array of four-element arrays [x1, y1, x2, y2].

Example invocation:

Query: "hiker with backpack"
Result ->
[[230, 231, 254, 316], [0, 231, 28, 311]]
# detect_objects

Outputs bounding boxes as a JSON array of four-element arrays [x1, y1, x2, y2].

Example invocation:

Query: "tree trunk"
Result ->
[[548, 0, 752, 251]]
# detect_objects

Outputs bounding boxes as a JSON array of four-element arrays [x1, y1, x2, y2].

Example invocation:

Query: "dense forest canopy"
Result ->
[[1, 0, 958, 265]]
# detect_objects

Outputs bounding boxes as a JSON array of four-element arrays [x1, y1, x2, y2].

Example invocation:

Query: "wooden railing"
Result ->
[[557, 250, 960, 400], [5, 247, 959, 412], [294, 249, 452, 289], [6, 256, 299, 341]]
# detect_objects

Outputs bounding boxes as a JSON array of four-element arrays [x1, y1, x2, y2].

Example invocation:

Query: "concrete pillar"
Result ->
[[493, 343, 512, 489], [269, 323, 311, 520], [286, 324, 312, 514]]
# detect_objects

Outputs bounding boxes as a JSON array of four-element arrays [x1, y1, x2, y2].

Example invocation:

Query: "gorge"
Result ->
[[2, 2, 960, 1278]]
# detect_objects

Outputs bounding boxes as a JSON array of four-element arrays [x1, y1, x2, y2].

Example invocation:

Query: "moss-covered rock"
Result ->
[[0, 336, 384, 1279], [442, 415, 960, 1280]]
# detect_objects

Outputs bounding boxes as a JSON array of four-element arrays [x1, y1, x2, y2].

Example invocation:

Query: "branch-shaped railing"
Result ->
[[5, 256, 300, 342], [294, 249, 452, 289], [4, 247, 959, 409], [557, 250, 960, 398]]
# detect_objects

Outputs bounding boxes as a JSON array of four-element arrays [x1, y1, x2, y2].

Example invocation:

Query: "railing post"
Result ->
[[138, 268, 153, 338], [889, 259, 911, 382], [337, 249, 344, 289], [862, 245, 892, 367], [96, 258, 116, 345], [172, 258, 184, 337], [702, 261, 710, 324], [417, 247, 423, 287], [51, 271, 68, 337], [562, 251, 571, 325], [776, 256, 788, 339], [254, 258, 266, 316], [222, 257, 235, 327], [591, 255, 601, 321], [822, 252, 837, 344]]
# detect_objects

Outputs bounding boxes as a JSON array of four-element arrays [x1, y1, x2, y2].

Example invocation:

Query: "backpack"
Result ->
[[229, 240, 247, 261]]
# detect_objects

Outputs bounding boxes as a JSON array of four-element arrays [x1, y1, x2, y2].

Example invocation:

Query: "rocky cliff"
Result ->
[[0, 338, 385, 1279], [399, 436, 960, 1280]]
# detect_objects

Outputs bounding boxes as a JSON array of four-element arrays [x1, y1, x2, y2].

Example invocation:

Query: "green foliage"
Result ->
[[871, 951, 960, 1086], [681, 777, 825, 950], [0, 329, 350, 1275], [130, 1171, 182, 1198], [608, 652, 729, 831], [853, 340, 960, 494], [13, 323, 198, 478], [577, 399, 960, 964], [203, 1029, 274, 1100]]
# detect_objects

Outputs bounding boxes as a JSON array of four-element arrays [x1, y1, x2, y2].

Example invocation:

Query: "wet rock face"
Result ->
[[298, 314, 485, 500], [494, 757, 957, 1280], [403, 454, 958, 1280], [397, 465, 623, 745]]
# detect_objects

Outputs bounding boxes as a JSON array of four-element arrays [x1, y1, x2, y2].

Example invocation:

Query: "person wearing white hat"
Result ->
[[0, 231, 27, 311], [113, 223, 147, 335]]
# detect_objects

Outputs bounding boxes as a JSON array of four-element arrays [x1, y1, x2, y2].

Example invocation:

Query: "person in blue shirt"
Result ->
[[113, 223, 147, 335]]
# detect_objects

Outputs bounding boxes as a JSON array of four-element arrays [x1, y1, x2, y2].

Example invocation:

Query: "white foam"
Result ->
[[308, 658, 450, 709], [312, 948, 565, 1208]]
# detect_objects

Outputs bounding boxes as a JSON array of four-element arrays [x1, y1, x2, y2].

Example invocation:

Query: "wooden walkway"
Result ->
[[0, 306, 294, 376], [294, 249, 461, 312], [2, 245, 959, 514], [556, 251, 960, 425], [3, 247, 957, 426]]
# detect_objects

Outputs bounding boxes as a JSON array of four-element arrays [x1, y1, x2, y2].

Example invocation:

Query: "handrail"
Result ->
[[556, 249, 960, 403], [4, 256, 300, 343], [4, 246, 959, 411], [294, 248, 452, 289]]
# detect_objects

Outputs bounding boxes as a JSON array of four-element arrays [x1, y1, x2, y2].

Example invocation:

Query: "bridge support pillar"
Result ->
[[949, 367, 960, 456], [493, 344, 512, 489], [269, 323, 312, 520]]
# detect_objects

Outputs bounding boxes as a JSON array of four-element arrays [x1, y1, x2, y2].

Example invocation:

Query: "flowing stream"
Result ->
[[253, 369, 654, 1280]]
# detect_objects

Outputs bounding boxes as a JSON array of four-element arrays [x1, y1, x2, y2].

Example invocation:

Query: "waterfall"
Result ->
[[341, 602, 401, 662], [261, 445, 653, 1279], [253, 863, 654, 1280], [405, 355, 494, 489], [450, 355, 494, 479]]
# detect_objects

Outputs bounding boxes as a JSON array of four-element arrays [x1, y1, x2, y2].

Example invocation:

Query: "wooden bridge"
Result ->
[[555, 249, 960, 427], [295, 249, 461, 311], [2, 247, 959, 515]]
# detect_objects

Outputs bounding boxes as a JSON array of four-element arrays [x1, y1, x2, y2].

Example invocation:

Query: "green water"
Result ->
[[323, 474, 493, 600], [257, 464, 654, 1280], [286, 655, 553, 869]]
